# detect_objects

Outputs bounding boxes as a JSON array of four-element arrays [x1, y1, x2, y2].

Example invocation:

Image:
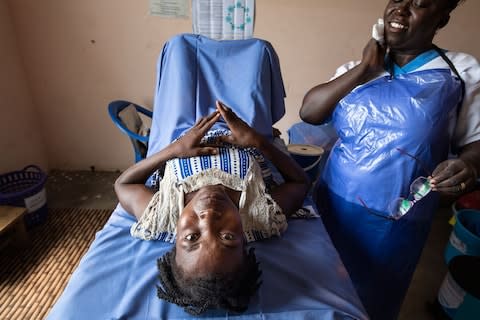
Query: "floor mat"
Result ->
[[0, 208, 112, 320]]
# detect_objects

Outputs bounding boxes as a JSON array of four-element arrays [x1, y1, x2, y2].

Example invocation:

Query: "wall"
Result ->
[[6, 0, 480, 171], [0, 1, 47, 174]]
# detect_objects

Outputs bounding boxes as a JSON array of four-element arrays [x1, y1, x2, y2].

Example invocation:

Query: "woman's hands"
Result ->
[[431, 160, 476, 195], [215, 100, 264, 148], [168, 100, 262, 158], [431, 143, 479, 195], [165, 100, 264, 157], [359, 38, 387, 82], [169, 111, 221, 158]]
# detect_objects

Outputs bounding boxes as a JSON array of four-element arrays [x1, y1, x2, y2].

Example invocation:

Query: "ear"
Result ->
[[438, 14, 450, 29]]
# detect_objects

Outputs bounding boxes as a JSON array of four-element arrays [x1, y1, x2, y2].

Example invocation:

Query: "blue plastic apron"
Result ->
[[321, 68, 462, 319]]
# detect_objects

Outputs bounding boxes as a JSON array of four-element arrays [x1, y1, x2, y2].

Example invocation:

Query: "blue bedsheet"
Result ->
[[47, 205, 368, 320]]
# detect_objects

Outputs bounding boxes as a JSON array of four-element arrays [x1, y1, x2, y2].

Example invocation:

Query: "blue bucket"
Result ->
[[444, 209, 480, 265], [438, 255, 480, 319], [287, 144, 324, 182]]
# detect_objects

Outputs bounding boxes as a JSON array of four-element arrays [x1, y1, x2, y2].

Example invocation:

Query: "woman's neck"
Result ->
[[389, 45, 435, 67]]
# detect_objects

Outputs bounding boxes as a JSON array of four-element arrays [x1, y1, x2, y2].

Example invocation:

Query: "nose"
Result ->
[[395, 1, 411, 14]]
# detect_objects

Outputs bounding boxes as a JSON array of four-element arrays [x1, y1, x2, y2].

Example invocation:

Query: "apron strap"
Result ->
[[432, 45, 466, 154], [432, 45, 466, 113]]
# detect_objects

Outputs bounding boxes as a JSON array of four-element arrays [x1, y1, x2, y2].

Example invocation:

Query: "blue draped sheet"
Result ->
[[147, 34, 287, 154], [47, 205, 368, 320]]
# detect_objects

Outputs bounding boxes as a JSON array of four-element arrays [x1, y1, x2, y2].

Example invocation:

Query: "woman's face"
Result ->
[[175, 185, 245, 276], [383, 0, 450, 53]]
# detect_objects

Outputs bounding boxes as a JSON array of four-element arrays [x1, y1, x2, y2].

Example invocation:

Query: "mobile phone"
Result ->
[[372, 18, 384, 44]]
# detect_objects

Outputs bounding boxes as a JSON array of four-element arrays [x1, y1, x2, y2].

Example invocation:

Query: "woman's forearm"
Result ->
[[114, 144, 178, 219], [300, 63, 372, 124], [255, 136, 310, 216], [300, 39, 386, 124]]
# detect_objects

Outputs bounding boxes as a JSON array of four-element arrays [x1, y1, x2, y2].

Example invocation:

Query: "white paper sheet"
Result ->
[[192, 0, 255, 40], [150, 0, 189, 18]]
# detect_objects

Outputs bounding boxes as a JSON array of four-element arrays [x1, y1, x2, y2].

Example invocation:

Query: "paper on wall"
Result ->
[[150, 0, 189, 18], [192, 0, 255, 40]]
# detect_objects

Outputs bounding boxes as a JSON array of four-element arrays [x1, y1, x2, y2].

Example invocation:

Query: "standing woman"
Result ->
[[300, 0, 480, 319]]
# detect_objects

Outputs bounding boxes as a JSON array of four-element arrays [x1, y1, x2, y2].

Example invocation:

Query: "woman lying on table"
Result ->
[[114, 101, 309, 315]]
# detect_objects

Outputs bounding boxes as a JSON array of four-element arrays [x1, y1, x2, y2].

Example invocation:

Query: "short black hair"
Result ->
[[156, 247, 262, 315], [445, 0, 465, 11]]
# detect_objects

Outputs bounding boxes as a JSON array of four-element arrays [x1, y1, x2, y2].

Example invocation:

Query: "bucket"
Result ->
[[437, 255, 480, 319], [287, 144, 324, 182], [450, 190, 480, 225], [444, 209, 480, 264]]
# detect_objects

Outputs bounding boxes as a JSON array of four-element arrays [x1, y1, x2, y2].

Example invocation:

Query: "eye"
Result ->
[[184, 233, 200, 241], [412, 0, 428, 8], [220, 233, 236, 241]]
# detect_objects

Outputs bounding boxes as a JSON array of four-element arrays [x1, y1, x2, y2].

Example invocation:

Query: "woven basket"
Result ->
[[0, 165, 48, 228]]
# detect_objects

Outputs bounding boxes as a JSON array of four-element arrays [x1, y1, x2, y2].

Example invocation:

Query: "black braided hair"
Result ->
[[156, 247, 262, 315]]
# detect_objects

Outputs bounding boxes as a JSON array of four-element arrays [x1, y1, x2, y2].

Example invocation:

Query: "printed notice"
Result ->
[[150, 0, 189, 18], [192, 0, 255, 40]]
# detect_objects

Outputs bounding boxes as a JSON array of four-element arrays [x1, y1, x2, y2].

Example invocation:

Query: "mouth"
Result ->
[[388, 21, 409, 31]]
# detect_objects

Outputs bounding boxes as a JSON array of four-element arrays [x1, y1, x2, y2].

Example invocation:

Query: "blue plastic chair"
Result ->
[[108, 100, 153, 163]]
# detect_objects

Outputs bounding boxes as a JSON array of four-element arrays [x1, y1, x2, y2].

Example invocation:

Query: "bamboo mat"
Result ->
[[0, 208, 112, 320]]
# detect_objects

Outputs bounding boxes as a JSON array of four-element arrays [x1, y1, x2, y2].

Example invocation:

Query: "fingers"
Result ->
[[430, 159, 473, 194], [431, 160, 465, 185], [432, 177, 473, 194], [194, 111, 221, 132], [216, 100, 228, 117], [216, 134, 235, 144], [196, 146, 218, 156], [178, 146, 219, 158], [216, 100, 238, 121], [216, 100, 229, 112], [216, 100, 251, 130], [216, 101, 236, 131]]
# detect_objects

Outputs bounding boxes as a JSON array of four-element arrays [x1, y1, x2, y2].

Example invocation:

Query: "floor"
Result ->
[[44, 170, 454, 320], [46, 170, 120, 210]]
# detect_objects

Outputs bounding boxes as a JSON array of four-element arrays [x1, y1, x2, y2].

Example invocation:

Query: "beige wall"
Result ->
[[0, 1, 48, 174], [5, 0, 480, 171]]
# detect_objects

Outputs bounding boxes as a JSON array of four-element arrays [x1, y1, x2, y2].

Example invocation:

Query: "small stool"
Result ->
[[0, 205, 30, 250]]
